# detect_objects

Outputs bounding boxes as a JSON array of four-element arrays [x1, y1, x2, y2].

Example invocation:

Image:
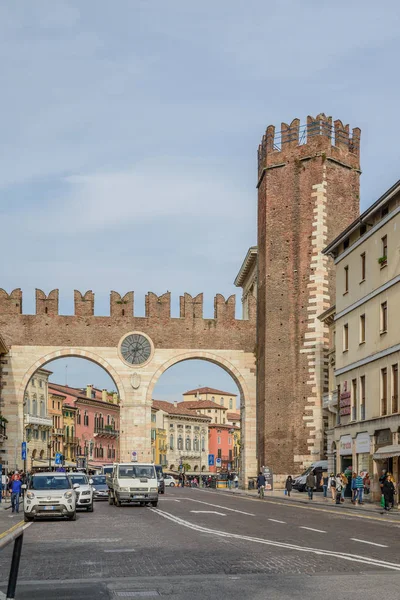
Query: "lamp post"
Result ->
[[47, 441, 52, 471]]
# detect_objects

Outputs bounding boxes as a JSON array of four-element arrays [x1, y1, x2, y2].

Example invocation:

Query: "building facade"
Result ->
[[0, 334, 8, 467], [48, 389, 65, 458], [24, 369, 53, 469], [257, 114, 361, 481], [323, 179, 400, 498], [208, 423, 239, 473], [152, 400, 210, 474], [234, 246, 258, 320], [182, 387, 238, 412], [62, 402, 78, 463]]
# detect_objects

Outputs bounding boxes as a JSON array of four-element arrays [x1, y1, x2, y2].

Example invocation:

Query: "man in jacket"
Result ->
[[306, 472, 316, 500], [256, 472, 266, 498], [354, 473, 364, 504]]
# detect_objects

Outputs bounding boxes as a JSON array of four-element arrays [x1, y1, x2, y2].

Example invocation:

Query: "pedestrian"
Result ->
[[363, 472, 371, 496], [379, 469, 387, 493], [382, 476, 395, 511], [351, 473, 357, 503], [340, 473, 348, 502], [227, 472, 233, 490], [285, 475, 293, 497], [322, 470, 329, 499], [306, 470, 316, 500], [1, 471, 5, 500], [256, 471, 266, 499], [335, 474, 343, 504], [234, 474, 239, 489], [327, 473, 336, 501], [11, 477, 22, 514], [354, 473, 364, 504]]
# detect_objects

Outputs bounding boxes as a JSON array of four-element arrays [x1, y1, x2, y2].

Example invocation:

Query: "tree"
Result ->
[[182, 463, 191, 472]]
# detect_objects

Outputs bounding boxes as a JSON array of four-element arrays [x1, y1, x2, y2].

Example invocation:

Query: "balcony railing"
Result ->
[[94, 426, 119, 437], [64, 436, 79, 445], [24, 414, 52, 428], [52, 428, 64, 436], [322, 390, 338, 409]]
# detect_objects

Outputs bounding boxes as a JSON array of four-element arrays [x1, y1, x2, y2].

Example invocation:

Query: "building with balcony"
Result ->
[[208, 423, 239, 473], [24, 368, 53, 469], [182, 387, 238, 414], [152, 400, 210, 474], [62, 402, 78, 463], [323, 178, 400, 498], [48, 388, 65, 459]]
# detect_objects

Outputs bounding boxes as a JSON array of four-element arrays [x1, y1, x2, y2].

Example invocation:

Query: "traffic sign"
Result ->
[[208, 454, 215, 466], [131, 451, 138, 462], [21, 442, 27, 461], [55, 452, 62, 465], [215, 458, 222, 467]]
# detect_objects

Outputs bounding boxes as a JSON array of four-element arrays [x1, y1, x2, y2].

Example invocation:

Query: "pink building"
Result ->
[[50, 383, 120, 468]]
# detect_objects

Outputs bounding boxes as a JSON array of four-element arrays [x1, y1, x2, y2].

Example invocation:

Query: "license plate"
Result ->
[[43, 506, 56, 511], [132, 495, 144, 499]]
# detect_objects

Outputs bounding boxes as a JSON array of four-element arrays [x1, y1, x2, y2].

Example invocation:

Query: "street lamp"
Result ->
[[47, 441, 52, 471]]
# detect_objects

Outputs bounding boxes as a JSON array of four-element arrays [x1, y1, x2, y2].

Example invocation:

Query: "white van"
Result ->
[[292, 460, 328, 492], [107, 463, 158, 507]]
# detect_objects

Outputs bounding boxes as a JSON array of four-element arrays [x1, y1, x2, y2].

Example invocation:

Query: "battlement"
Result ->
[[258, 113, 361, 176], [0, 289, 255, 323]]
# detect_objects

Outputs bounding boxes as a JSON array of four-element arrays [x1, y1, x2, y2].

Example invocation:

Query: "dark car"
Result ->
[[155, 465, 165, 495], [91, 475, 109, 500]]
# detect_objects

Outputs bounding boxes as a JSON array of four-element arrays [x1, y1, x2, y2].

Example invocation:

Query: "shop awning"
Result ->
[[373, 445, 400, 460]]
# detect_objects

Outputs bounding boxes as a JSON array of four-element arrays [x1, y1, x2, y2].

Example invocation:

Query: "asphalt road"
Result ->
[[0, 487, 399, 599]]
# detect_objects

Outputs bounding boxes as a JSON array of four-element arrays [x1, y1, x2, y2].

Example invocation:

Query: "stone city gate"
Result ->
[[0, 288, 257, 482]]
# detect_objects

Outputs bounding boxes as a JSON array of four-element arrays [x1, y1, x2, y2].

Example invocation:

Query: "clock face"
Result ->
[[120, 334, 151, 365]]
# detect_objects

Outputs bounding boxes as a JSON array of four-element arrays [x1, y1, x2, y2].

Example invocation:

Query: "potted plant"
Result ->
[[378, 255, 387, 266]]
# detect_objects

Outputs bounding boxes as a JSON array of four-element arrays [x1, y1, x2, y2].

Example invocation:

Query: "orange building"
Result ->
[[208, 423, 239, 473]]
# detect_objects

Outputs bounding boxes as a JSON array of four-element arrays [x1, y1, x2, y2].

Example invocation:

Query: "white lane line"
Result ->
[[151, 508, 400, 571], [104, 549, 136, 553], [300, 526, 326, 534], [351, 538, 388, 548], [268, 518, 286, 524], [182, 497, 254, 516], [160, 499, 181, 502], [190, 510, 226, 516]]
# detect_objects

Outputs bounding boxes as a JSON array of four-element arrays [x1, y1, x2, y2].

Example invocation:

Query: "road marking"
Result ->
[[151, 508, 400, 571], [0, 520, 25, 539], [160, 499, 181, 502], [268, 518, 286, 524], [104, 549, 136, 553], [182, 498, 254, 516], [190, 510, 226, 516], [351, 538, 388, 548], [300, 526, 326, 533]]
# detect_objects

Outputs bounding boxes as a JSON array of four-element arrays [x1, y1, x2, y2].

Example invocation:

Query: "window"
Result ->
[[31, 378, 36, 387], [185, 437, 191, 451], [381, 235, 387, 264], [177, 436, 183, 450], [52, 400, 55, 409], [24, 396, 30, 414], [392, 364, 398, 414], [343, 324, 349, 352], [343, 238, 349, 250], [214, 410, 217, 414], [359, 314, 365, 344], [381, 368, 388, 416], [40, 401, 45, 417], [84, 412, 89, 427], [351, 379, 357, 421], [344, 266, 349, 293], [39, 379, 43, 388], [77, 411, 81, 425], [360, 224, 367, 236], [229, 449, 233, 461], [32, 397, 37, 416], [336, 385, 341, 425], [214, 418, 217, 423], [41, 430, 47, 441], [360, 253, 366, 281], [194, 438, 199, 451], [229, 398, 233, 410], [381, 301, 388, 333], [169, 435, 174, 450], [381, 206, 389, 218], [207, 410, 211, 414], [217, 449, 222, 458], [360, 376, 366, 420], [220, 397, 224, 406], [201, 436, 205, 452], [211, 397, 215, 402], [228, 437, 232, 445], [217, 436, 221, 445]]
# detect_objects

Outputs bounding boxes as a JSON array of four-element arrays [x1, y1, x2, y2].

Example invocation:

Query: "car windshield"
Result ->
[[118, 466, 155, 479], [29, 475, 71, 491], [69, 475, 88, 485], [92, 476, 106, 485]]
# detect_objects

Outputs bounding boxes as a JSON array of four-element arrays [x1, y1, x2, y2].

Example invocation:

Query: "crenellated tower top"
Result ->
[[257, 113, 361, 180]]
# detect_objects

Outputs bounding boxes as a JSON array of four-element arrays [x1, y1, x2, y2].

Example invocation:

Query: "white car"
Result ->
[[68, 473, 94, 512], [23, 472, 77, 522], [163, 476, 176, 487]]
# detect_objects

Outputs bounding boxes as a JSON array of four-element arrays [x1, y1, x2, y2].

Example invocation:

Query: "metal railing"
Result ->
[[0, 523, 26, 599], [94, 426, 119, 436]]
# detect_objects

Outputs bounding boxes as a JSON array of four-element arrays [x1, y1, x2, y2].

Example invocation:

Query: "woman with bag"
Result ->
[[382, 475, 395, 511], [285, 475, 293, 497]]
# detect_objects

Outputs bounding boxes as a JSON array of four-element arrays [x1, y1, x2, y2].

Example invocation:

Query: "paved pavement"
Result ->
[[0, 488, 399, 599]]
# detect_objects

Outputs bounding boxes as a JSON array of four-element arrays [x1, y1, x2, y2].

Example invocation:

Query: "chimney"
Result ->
[[173, 401, 177, 408], [86, 384, 93, 398], [102, 389, 107, 402]]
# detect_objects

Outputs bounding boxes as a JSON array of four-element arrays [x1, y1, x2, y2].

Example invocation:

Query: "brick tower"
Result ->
[[256, 114, 360, 479]]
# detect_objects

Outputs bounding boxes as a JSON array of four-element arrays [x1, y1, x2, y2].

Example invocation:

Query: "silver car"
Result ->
[[23, 472, 77, 522], [91, 475, 109, 501], [68, 473, 94, 512]]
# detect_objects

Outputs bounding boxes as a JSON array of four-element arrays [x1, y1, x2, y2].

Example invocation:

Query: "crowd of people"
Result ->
[[176, 472, 239, 488]]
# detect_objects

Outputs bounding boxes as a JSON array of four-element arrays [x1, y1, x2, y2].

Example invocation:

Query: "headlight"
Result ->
[[26, 491, 35, 499], [150, 487, 158, 492], [120, 487, 129, 492], [81, 490, 91, 496], [64, 491, 73, 499]]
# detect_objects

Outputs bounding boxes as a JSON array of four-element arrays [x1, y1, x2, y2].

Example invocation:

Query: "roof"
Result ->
[[209, 423, 240, 430], [323, 178, 400, 256], [234, 246, 257, 287], [178, 400, 228, 411], [152, 400, 211, 419], [183, 387, 237, 397], [227, 412, 240, 421], [49, 383, 119, 409]]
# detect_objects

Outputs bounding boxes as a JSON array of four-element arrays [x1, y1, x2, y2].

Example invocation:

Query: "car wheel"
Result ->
[[24, 513, 33, 522], [151, 501, 158, 507], [87, 503, 94, 512], [108, 493, 114, 505], [170, 482, 175, 487], [68, 512, 76, 521]]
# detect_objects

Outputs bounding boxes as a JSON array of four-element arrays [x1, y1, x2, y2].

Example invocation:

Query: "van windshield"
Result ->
[[29, 475, 71, 490], [300, 467, 313, 477], [118, 466, 155, 479]]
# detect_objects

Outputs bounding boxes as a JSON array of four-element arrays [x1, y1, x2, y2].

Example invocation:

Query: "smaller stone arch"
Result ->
[[170, 464, 175, 471], [201, 465, 206, 472], [193, 465, 198, 472], [39, 449, 44, 459], [32, 449, 37, 459]]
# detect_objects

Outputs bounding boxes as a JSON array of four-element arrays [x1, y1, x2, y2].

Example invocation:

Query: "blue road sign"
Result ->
[[55, 452, 62, 465], [208, 454, 215, 466], [21, 442, 27, 461], [215, 458, 222, 467]]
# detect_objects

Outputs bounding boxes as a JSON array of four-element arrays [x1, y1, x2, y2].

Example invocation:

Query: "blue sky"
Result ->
[[2, 1, 399, 400]]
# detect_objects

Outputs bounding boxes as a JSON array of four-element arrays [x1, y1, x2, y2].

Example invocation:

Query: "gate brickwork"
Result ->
[[0, 289, 257, 481]]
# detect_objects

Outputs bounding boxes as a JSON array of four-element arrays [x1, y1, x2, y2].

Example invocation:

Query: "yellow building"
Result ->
[[48, 390, 64, 458], [155, 427, 167, 467], [63, 402, 78, 463], [323, 178, 400, 498], [183, 386, 238, 412]]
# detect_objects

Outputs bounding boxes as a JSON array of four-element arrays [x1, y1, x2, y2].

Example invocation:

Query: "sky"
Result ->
[[2, 1, 400, 399]]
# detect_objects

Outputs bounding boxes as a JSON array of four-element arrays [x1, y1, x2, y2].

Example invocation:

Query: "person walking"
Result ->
[[227, 472, 232, 490], [306, 471, 316, 500], [321, 470, 328, 499], [256, 472, 266, 499], [351, 473, 357, 503], [285, 475, 293, 497], [382, 476, 395, 511], [354, 473, 364, 504], [327, 473, 336, 501], [363, 472, 371, 497], [234, 474, 239, 489], [340, 473, 348, 502], [11, 477, 22, 514]]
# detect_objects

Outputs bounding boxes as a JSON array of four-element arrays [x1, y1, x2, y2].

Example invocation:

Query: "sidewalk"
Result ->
[[216, 486, 400, 517]]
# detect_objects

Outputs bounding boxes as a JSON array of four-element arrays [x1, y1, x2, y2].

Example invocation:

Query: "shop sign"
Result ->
[[376, 429, 392, 447], [355, 432, 371, 454], [339, 381, 351, 416], [339, 434, 353, 456]]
